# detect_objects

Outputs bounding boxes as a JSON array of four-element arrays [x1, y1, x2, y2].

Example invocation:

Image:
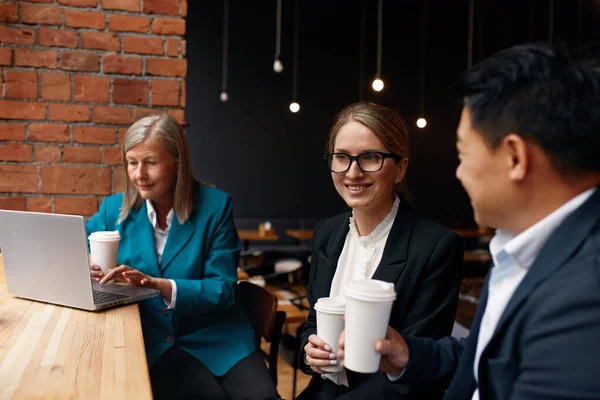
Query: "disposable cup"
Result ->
[[88, 231, 121, 274], [343, 279, 396, 373], [314, 296, 345, 373]]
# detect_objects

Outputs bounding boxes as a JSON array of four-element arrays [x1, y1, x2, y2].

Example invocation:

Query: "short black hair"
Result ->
[[457, 42, 600, 174]]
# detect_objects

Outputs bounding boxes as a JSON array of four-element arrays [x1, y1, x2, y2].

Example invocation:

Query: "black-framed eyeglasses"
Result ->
[[324, 151, 402, 173]]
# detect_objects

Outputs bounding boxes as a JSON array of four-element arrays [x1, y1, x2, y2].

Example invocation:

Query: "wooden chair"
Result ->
[[238, 280, 286, 386]]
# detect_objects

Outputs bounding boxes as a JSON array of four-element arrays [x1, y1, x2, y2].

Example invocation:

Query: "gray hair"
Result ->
[[119, 114, 197, 224]]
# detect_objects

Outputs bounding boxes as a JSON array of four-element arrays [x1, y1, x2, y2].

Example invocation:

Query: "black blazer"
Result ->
[[299, 201, 464, 399], [399, 187, 600, 400]]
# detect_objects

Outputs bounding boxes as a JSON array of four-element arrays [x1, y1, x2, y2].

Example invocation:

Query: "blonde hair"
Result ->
[[327, 102, 411, 201], [119, 114, 197, 224]]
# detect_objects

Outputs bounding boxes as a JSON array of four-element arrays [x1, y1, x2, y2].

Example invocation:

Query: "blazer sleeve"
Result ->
[[400, 231, 464, 339], [298, 220, 326, 376], [85, 196, 111, 234], [172, 195, 240, 316]]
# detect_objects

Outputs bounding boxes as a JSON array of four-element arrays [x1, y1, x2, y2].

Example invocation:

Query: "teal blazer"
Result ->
[[85, 185, 256, 376]]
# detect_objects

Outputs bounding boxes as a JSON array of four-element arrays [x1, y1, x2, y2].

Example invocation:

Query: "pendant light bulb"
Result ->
[[416, 117, 427, 128], [289, 102, 300, 113], [273, 59, 284, 73], [220, 91, 229, 102], [372, 78, 384, 92]]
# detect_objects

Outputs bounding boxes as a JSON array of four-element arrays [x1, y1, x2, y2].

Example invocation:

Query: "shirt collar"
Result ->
[[489, 188, 596, 270], [146, 199, 174, 231]]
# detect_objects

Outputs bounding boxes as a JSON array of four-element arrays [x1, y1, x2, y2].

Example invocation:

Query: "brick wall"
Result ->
[[0, 0, 187, 217]]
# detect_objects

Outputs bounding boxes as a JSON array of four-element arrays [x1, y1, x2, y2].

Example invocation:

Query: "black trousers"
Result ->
[[150, 346, 278, 400]]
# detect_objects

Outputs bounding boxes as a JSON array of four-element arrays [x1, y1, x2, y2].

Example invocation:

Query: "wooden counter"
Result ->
[[0, 255, 152, 400]]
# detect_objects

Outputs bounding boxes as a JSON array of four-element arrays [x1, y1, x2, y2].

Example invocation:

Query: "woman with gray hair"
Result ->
[[86, 114, 277, 400]]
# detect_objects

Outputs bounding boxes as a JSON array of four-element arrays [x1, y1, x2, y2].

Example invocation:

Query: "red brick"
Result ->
[[55, 196, 98, 215], [34, 144, 61, 162], [144, 0, 179, 15], [5, 70, 38, 99], [123, 36, 163, 55], [108, 15, 150, 33], [60, 51, 99, 72], [152, 18, 185, 35], [0, 165, 38, 193], [180, 81, 186, 107], [41, 72, 71, 101], [0, 100, 45, 120], [0, 123, 26, 141], [146, 59, 186, 77], [165, 38, 178, 57], [0, 47, 12, 66], [57, 0, 98, 7], [167, 109, 185, 124], [20, 0, 53, 3], [133, 107, 160, 121], [113, 167, 125, 192], [182, 0, 187, 17], [113, 78, 148, 105], [15, 48, 57, 68], [41, 166, 111, 195], [102, 54, 142, 75], [0, 3, 18, 23], [118, 128, 127, 144], [102, 147, 122, 165], [92, 106, 131, 124], [0, 144, 32, 161], [64, 10, 105, 29], [63, 145, 101, 163], [181, 40, 186, 56], [74, 74, 109, 102], [152, 79, 179, 106], [28, 197, 52, 213], [48, 104, 90, 122], [81, 32, 119, 51], [21, 4, 61, 25], [73, 126, 115, 144], [0, 196, 26, 211], [29, 123, 69, 142], [101, 0, 139, 12], [39, 27, 78, 48], [0, 26, 35, 45]]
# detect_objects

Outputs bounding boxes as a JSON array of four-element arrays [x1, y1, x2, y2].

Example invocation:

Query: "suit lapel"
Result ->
[[160, 215, 196, 272], [315, 214, 351, 297], [485, 188, 600, 351], [371, 202, 416, 282], [126, 203, 162, 278]]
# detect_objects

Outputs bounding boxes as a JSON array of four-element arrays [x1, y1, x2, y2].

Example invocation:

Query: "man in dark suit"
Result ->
[[341, 43, 600, 399]]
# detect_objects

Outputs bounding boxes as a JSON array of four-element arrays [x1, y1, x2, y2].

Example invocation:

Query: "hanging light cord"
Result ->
[[467, 0, 474, 68], [292, 0, 299, 101], [376, 0, 383, 77], [548, 0, 554, 44], [222, 0, 229, 92], [358, 0, 367, 100], [420, 0, 427, 115], [275, 0, 282, 59]]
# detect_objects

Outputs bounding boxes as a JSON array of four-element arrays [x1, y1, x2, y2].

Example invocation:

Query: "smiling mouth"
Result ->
[[138, 184, 153, 190], [346, 184, 371, 191]]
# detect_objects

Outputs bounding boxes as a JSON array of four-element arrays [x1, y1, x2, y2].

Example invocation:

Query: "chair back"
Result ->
[[238, 281, 286, 386]]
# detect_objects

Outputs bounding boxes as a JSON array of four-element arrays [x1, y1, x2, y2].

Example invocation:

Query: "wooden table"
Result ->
[[285, 229, 313, 241], [0, 255, 152, 400], [237, 230, 279, 250]]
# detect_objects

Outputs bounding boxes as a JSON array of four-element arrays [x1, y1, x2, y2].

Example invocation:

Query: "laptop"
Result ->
[[0, 210, 159, 311]]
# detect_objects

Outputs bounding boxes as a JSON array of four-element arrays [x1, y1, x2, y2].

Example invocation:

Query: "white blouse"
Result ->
[[324, 196, 400, 386]]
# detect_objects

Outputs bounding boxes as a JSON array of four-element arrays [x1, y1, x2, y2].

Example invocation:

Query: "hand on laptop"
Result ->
[[98, 265, 173, 304]]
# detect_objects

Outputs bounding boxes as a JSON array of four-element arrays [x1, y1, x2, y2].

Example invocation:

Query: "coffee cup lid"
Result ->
[[314, 296, 345, 314], [88, 230, 121, 241], [344, 279, 396, 302]]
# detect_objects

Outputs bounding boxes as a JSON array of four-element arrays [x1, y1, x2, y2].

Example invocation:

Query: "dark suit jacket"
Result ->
[[400, 187, 600, 400], [299, 201, 464, 399]]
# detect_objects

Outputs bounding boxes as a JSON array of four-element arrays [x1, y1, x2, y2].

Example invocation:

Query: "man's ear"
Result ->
[[503, 134, 529, 182]]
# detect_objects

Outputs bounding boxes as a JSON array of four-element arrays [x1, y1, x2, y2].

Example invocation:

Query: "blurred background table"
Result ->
[[0, 254, 153, 400]]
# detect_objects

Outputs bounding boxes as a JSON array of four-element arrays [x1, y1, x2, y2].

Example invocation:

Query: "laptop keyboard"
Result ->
[[93, 291, 129, 304]]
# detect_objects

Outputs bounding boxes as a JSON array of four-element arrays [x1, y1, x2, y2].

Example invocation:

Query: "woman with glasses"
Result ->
[[297, 102, 463, 400]]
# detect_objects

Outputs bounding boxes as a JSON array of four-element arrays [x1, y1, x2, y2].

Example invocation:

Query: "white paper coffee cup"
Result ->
[[343, 279, 396, 373], [314, 297, 345, 373], [88, 231, 121, 274]]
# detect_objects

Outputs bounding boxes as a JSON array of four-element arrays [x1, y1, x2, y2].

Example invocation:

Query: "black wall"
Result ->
[[185, 0, 599, 226]]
